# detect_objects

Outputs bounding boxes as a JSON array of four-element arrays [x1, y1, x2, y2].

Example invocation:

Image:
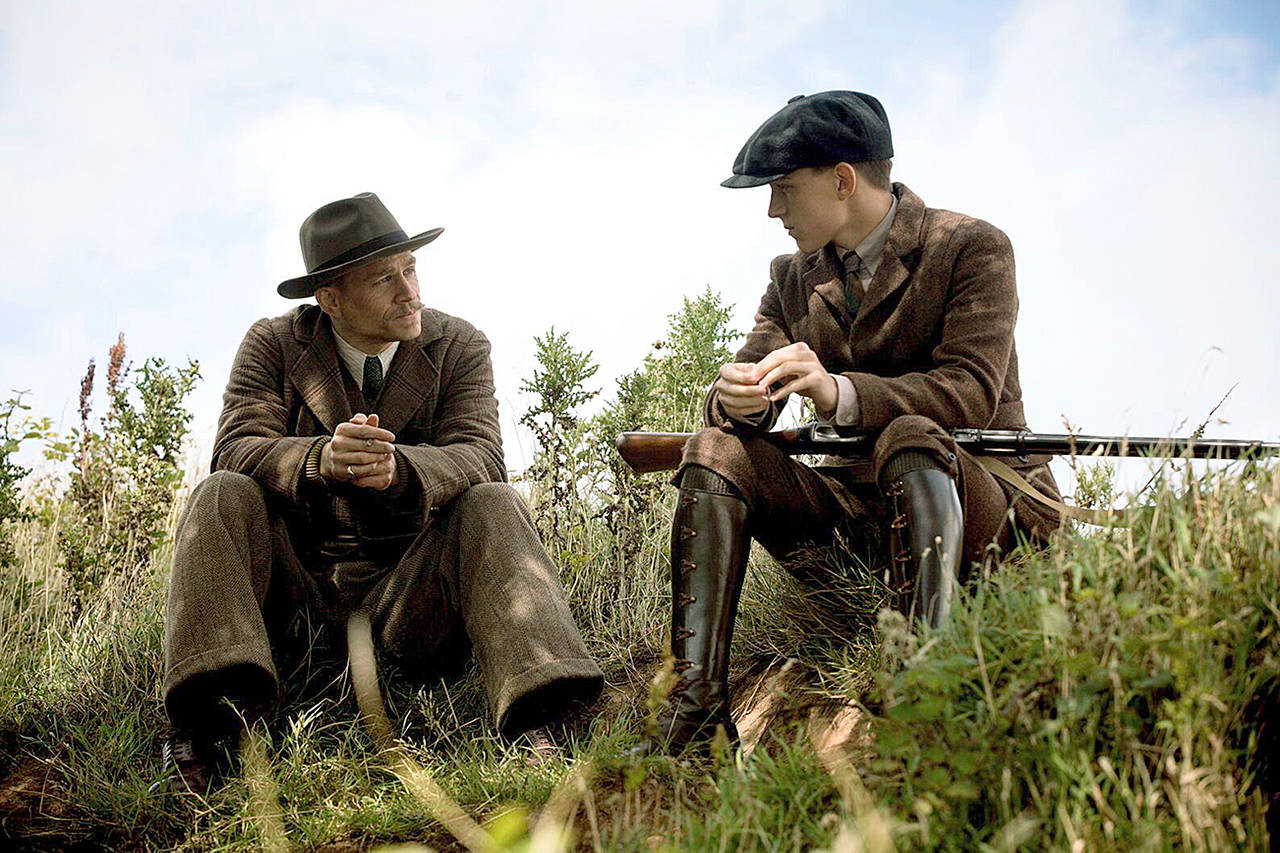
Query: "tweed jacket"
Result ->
[[708, 183, 1032, 438], [211, 304, 506, 529], [702, 182, 1060, 534]]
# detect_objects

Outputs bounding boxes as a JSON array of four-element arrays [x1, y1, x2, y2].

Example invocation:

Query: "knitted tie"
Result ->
[[362, 355, 384, 408], [842, 251, 864, 318]]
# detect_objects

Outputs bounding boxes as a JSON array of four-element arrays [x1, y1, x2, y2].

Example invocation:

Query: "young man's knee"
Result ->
[[873, 415, 957, 482], [680, 426, 774, 488]]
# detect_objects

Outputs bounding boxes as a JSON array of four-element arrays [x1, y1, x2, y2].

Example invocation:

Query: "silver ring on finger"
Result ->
[[364, 438, 373, 447], [347, 464, 354, 478]]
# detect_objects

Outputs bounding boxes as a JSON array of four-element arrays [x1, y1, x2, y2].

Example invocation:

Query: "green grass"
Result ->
[[2, 460, 1277, 851]]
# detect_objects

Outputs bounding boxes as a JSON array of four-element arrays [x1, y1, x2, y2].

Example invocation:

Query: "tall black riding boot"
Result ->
[[884, 456, 964, 629], [641, 465, 750, 755]]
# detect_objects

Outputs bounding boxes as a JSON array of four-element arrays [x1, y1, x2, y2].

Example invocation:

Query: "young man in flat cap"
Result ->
[[161, 193, 603, 788], [642, 91, 1062, 753]]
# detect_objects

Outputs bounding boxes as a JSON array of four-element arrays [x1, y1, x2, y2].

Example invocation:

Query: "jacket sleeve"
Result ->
[[702, 257, 796, 433], [210, 319, 320, 501], [397, 328, 506, 510], [846, 221, 1018, 429]]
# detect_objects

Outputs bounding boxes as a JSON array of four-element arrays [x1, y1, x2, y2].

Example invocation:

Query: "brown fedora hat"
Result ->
[[277, 192, 443, 298]]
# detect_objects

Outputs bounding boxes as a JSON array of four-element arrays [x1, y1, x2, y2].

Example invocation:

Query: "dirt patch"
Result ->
[[0, 755, 66, 823], [733, 657, 871, 759], [0, 754, 91, 850]]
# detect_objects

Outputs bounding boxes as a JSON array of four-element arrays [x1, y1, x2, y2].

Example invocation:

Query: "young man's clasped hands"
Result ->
[[714, 341, 839, 422]]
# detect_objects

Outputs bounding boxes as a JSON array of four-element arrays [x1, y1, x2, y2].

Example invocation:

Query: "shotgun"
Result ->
[[614, 423, 1280, 475]]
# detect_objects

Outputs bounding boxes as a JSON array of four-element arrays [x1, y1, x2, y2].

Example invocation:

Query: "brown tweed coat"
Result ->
[[212, 303, 506, 516], [687, 182, 1060, 541]]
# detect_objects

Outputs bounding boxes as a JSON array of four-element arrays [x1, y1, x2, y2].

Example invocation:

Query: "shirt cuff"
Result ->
[[817, 374, 860, 427]]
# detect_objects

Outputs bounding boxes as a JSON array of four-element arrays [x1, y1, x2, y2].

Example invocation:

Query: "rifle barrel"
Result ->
[[614, 425, 1280, 475], [948, 429, 1280, 460]]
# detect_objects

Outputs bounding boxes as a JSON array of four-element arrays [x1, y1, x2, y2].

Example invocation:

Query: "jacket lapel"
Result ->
[[856, 184, 925, 321], [373, 310, 444, 437], [288, 309, 351, 436], [802, 244, 852, 328]]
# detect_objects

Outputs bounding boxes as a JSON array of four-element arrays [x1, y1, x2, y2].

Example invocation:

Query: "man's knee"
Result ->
[[876, 415, 944, 451], [873, 415, 956, 483], [183, 470, 268, 529], [190, 470, 266, 511], [682, 427, 750, 473], [677, 426, 780, 498], [451, 481, 528, 524]]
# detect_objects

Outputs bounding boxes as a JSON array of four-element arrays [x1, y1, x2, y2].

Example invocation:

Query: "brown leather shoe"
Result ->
[[161, 728, 236, 793]]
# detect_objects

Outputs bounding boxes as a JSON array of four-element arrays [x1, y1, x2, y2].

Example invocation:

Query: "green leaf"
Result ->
[[888, 696, 947, 722]]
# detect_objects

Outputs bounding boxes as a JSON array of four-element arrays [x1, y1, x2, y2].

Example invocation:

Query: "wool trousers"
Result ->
[[162, 471, 603, 735], [675, 414, 1062, 571]]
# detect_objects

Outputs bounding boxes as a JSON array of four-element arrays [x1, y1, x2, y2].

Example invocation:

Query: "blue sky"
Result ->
[[1, 0, 1277, 486]]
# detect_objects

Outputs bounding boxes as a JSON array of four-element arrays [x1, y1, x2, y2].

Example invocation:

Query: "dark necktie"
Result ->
[[843, 252, 864, 318], [362, 355, 384, 407]]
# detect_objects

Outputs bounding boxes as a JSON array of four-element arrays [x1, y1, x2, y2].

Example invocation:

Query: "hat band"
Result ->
[[311, 229, 411, 273]]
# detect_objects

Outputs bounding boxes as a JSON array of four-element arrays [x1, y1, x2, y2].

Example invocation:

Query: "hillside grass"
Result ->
[[1, 456, 1277, 851]]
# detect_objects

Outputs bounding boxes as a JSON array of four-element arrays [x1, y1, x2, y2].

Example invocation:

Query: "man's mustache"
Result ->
[[392, 301, 423, 317]]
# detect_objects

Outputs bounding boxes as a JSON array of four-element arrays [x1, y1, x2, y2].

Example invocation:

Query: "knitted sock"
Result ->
[[881, 451, 946, 485], [678, 464, 741, 497]]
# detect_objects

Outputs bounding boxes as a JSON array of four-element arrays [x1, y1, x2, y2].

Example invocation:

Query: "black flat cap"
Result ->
[[722, 91, 893, 188]]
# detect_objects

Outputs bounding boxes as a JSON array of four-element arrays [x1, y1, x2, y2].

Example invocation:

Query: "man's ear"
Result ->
[[315, 284, 339, 317], [833, 162, 858, 201]]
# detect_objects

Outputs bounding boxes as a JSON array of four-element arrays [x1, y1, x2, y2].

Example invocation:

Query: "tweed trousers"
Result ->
[[162, 471, 603, 735], [676, 414, 1061, 572]]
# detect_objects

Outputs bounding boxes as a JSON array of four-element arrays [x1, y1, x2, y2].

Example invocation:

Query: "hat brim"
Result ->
[[720, 172, 784, 189], [277, 227, 445, 298]]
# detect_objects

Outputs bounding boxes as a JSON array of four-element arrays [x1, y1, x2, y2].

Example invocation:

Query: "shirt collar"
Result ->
[[838, 192, 899, 278], [332, 329, 398, 390]]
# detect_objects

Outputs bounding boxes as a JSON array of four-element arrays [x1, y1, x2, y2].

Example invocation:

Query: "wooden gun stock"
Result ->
[[613, 432, 695, 474]]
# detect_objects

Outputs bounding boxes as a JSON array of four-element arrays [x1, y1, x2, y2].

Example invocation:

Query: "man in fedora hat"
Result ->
[[161, 192, 603, 789], [639, 91, 1063, 754]]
